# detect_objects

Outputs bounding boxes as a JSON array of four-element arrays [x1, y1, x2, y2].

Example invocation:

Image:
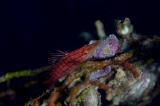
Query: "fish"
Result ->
[[44, 40, 101, 87], [45, 34, 119, 88]]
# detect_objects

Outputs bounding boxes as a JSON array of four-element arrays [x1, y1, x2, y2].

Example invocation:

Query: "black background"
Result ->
[[0, 0, 160, 105]]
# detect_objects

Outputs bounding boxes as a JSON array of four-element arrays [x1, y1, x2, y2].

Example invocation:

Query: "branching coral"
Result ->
[[0, 66, 51, 83], [40, 26, 160, 105], [1, 18, 160, 106]]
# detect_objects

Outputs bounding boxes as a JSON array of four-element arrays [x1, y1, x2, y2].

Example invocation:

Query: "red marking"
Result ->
[[44, 41, 101, 87]]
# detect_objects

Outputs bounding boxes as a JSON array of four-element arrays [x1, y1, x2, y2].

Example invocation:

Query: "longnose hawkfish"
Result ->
[[45, 34, 119, 88]]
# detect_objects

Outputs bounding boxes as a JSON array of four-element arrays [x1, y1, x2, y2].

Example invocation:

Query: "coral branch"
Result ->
[[0, 66, 51, 83], [82, 49, 134, 75], [89, 80, 111, 92], [122, 61, 141, 79], [25, 90, 50, 106], [136, 84, 160, 106], [48, 73, 76, 106], [70, 80, 90, 106], [95, 20, 106, 39]]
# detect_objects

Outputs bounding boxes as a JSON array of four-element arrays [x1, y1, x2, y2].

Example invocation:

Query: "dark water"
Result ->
[[0, 0, 160, 105]]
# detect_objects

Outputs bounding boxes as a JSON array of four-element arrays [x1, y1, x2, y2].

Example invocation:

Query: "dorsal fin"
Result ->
[[48, 50, 68, 66]]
